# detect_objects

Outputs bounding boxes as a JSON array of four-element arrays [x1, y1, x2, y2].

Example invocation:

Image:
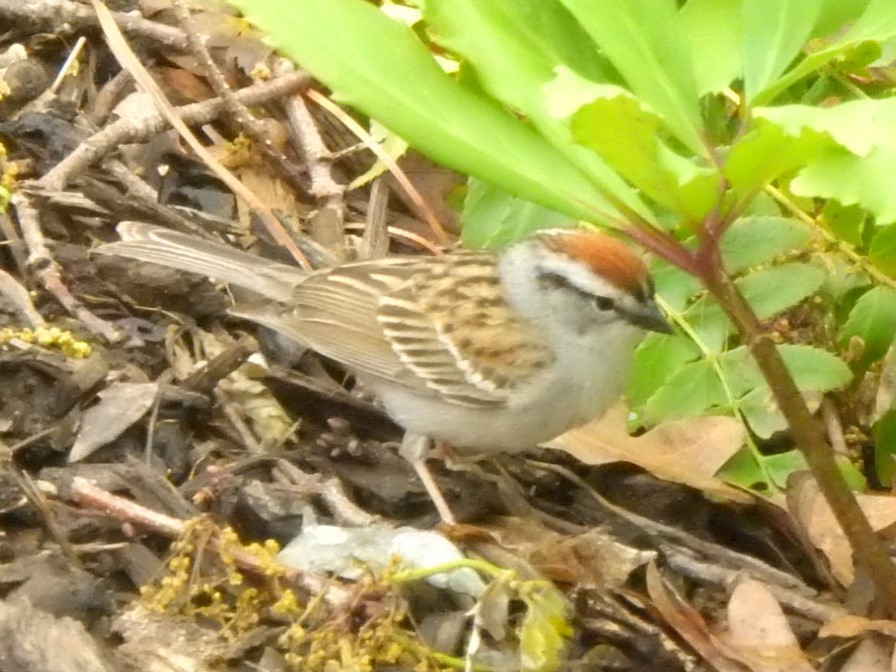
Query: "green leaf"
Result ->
[[230, 0, 624, 224], [724, 119, 829, 203], [556, 76, 716, 219], [646, 344, 852, 431], [628, 334, 702, 410], [644, 358, 726, 423], [556, 0, 703, 152], [519, 584, 570, 671], [678, 0, 743, 95], [651, 261, 703, 312], [760, 451, 866, 489], [755, 99, 896, 223], [870, 224, 896, 277], [422, 0, 652, 221], [721, 344, 852, 398], [757, 0, 896, 104], [874, 409, 896, 487], [680, 262, 823, 354], [461, 179, 576, 250], [743, 0, 825, 103], [720, 216, 812, 274], [737, 263, 825, 319], [814, 0, 873, 37], [822, 202, 866, 247], [840, 286, 896, 367]]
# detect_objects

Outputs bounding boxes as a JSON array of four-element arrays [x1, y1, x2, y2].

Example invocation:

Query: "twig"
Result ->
[[40, 72, 310, 191], [703, 268, 896, 616], [10, 192, 121, 341], [170, 1, 308, 196]]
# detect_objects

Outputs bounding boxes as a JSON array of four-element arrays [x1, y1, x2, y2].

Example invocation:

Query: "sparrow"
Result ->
[[97, 222, 670, 522]]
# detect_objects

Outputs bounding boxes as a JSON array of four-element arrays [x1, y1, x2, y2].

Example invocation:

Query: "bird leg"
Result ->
[[399, 432, 456, 525]]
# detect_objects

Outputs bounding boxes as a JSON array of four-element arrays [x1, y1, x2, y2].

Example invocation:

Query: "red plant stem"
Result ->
[[702, 268, 896, 615]]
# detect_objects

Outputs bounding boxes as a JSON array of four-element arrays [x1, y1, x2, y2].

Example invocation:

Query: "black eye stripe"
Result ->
[[538, 272, 616, 310]]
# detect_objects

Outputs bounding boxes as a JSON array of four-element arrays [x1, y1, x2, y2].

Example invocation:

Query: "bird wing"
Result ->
[[374, 252, 555, 407], [241, 253, 554, 408]]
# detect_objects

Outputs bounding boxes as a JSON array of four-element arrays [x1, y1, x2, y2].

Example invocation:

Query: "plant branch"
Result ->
[[702, 267, 896, 615]]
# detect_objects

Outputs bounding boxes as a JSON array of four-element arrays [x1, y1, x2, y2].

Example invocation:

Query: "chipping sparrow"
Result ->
[[98, 222, 670, 521]]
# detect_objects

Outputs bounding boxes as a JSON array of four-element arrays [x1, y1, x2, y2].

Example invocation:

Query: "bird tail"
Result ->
[[95, 221, 304, 302]]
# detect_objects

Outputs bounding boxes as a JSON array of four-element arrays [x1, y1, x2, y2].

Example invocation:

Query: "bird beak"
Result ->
[[624, 301, 672, 334]]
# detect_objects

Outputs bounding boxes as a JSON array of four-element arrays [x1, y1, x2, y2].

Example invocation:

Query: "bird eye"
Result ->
[[595, 296, 615, 311]]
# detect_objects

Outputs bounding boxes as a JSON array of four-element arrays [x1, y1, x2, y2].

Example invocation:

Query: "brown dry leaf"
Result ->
[[546, 404, 746, 499], [645, 562, 748, 672], [722, 579, 814, 672], [787, 473, 896, 585], [819, 614, 896, 639], [477, 516, 655, 588]]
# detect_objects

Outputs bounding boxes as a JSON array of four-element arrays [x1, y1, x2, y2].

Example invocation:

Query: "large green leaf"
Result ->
[[743, 0, 825, 103], [230, 0, 624, 224], [556, 0, 703, 152], [756, 99, 896, 224], [422, 0, 652, 222], [678, 0, 744, 95], [555, 76, 716, 220]]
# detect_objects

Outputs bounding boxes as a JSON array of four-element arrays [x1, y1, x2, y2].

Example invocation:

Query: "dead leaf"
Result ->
[[69, 382, 159, 462], [547, 404, 746, 499], [477, 517, 655, 588], [787, 473, 896, 585], [819, 614, 896, 639], [645, 562, 748, 672], [723, 579, 814, 672]]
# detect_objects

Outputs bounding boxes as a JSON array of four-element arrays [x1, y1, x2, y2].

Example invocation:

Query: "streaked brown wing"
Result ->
[[232, 257, 422, 385], [377, 253, 555, 407]]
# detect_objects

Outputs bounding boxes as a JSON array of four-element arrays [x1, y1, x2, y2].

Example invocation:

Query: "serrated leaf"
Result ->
[[755, 99, 896, 223], [724, 119, 829, 202], [556, 77, 715, 219], [556, 0, 703, 152], [628, 334, 702, 410], [840, 286, 896, 367], [229, 0, 624, 224], [678, 0, 743, 95], [644, 358, 726, 423], [720, 216, 812, 274], [743, 0, 825, 103], [680, 262, 822, 354], [737, 263, 825, 319], [721, 344, 852, 397], [461, 179, 576, 250], [645, 344, 851, 431], [651, 261, 703, 313]]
